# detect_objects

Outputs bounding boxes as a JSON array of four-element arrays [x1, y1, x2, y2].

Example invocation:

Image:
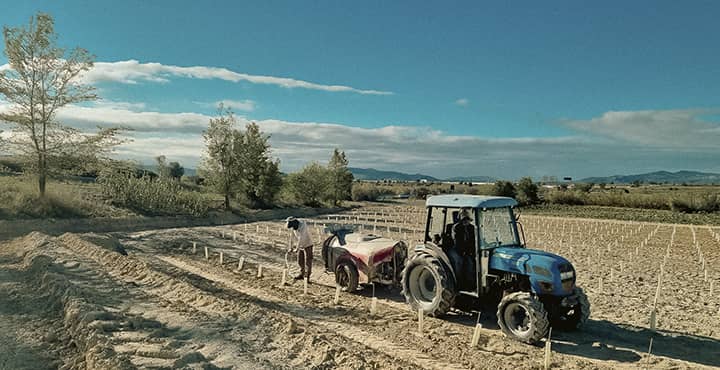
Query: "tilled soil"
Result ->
[[1, 205, 719, 369]]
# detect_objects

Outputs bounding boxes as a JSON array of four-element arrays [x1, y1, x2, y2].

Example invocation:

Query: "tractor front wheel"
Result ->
[[401, 253, 456, 317], [552, 287, 590, 331], [497, 292, 550, 344], [335, 262, 359, 292]]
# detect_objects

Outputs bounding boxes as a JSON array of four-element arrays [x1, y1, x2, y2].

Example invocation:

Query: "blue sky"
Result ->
[[1, 1, 719, 179]]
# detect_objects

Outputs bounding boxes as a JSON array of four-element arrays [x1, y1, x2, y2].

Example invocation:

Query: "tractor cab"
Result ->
[[423, 195, 522, 295]]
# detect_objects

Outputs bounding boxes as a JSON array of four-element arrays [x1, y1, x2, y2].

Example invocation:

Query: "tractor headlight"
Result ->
[[560, 271, 575, 280]]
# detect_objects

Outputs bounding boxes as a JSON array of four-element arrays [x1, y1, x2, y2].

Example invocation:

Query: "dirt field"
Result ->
[[1, 203, 719, 369]]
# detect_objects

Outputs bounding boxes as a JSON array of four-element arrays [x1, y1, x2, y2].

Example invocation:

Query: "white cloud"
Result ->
[[562, 109, 720, 148], [2, 102, 718, 178], [214, 99, 256, 112], [75, 60, 393, 95], [91, 100, 147, 111], [455, 98, 469, 106]]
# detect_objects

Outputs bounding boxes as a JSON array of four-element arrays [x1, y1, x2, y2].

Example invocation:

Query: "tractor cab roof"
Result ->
[[425, 194, 518, 209]]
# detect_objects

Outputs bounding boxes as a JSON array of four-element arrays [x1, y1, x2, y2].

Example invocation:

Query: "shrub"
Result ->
[[98, 170, 212, 216], [285, 162, 330, 207], [351, 183, 384, 201], [492, 180, 517, 198], [545, 190, 586, 206], [575, 182, 594, 193], [414, 187, 431, 199], [670, 193, 720, 213], [516, 177, 539, 205]]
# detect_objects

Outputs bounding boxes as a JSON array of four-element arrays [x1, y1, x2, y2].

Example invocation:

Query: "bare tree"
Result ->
[[0, 13, 123, 197]]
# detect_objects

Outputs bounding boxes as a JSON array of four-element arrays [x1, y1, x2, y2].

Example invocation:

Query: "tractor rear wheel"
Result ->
[[552, 287, 590, 331], [497, 292, 549, 344], [401, 253, 456, 317], [335, 262, 359, 292]]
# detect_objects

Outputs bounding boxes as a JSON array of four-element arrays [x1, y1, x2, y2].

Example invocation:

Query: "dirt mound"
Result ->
[[75, 233, 128, 255], [0, 233, 135, 369]]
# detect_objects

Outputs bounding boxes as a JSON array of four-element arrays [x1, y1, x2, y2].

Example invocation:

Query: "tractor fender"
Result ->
[[411, 243, 457, 283]]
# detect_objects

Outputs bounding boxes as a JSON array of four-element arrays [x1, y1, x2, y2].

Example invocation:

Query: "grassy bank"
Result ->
[[0, 175, 137, 219]]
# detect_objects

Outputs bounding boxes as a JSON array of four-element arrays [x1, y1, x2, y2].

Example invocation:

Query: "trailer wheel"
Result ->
[[497, 292, 549, 344], [335, 262, 359, 292], [401, 253, 456, 317]]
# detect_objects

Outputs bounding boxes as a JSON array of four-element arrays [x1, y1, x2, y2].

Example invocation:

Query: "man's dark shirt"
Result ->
[[452, 221, 475, 257]]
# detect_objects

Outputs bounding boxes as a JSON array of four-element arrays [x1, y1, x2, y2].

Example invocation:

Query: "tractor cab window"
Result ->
[[426, 207, 448, 246], [479, 207, 519, 248]]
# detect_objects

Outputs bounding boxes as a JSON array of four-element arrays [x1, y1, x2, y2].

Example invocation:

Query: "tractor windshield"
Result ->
[[479, 207, 520, 248]]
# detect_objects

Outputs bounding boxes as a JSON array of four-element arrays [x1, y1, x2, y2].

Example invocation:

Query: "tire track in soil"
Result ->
[[157, 255, 467, 370], [58, 233, 420, 369]]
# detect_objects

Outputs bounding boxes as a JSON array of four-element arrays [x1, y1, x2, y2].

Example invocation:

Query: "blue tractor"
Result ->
[[401, 195, 590, 344]]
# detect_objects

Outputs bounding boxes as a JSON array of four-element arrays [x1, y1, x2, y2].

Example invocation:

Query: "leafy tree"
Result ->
[[168, 161, 184, 180], [492, 180, 517, 198], [326, 148, 353, 206], [156, 155, 184, 181], [516, 177, 539, 205], [236, 122, 282, 208], [156, 155, 170, 179], [0, 13, 123, 197], [200, 106, 240, 209], [286, 162, 329, 207]]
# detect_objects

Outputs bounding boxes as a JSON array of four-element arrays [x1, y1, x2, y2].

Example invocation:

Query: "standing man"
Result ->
[[286, 216, 313, 280]]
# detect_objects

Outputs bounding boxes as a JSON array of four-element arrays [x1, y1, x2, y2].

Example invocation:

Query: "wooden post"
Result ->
[[544, 328, 552, 370], [649, 308, 657, 331], [280, 269, 287, 286], [237, 256, 245, 270], [417, 308, 424, 334], [710, 280, 715, 297], [204, 246, 209, 259], [470, 312, 482, 348], [233, 231, 237, 241], [303, 277, 309, 295], [219, 251, 224, 265], [257, 264, 263, 278], [370, 297, 378, 315], [192, 242, 197, 254], [334, 285, 341, 305]]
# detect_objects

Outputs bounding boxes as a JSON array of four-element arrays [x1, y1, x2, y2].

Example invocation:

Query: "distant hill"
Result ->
[[349, 167, 438, 181], [444, 175, 496, 183], [579, 170, 720, 185]]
